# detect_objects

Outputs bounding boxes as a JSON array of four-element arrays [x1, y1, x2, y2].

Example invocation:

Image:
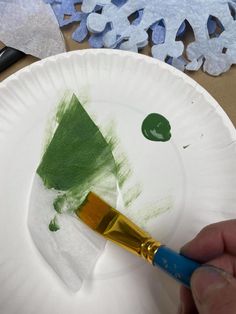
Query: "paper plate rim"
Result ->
[[0, 49, 235, 141]]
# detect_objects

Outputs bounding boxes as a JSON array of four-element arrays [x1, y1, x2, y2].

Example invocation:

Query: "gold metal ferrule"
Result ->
[[102, 210, 161, 264], [77, 193, 162, 264]]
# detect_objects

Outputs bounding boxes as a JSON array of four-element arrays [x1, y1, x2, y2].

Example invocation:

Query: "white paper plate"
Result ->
[[0, 49, 236, 314]]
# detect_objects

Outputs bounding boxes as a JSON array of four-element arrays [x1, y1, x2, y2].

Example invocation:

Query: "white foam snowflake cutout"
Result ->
[[46, 0, 236, 75], [85, 0, 236, 75]]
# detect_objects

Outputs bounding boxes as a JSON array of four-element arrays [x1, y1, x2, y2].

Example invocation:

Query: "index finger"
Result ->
[[181, 219, 236, 262]]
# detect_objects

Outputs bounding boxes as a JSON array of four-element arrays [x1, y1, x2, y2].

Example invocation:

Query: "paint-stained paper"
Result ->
[[28, 175, 107, 292], [0, 0, 65, 59], [28, 94, 121, 292]]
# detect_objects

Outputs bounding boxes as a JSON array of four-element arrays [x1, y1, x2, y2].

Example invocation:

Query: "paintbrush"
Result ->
[[76, 192, 201, 287]]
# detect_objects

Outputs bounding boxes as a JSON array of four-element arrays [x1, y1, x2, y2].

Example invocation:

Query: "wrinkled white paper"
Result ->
[[28, 175, 108, 292], [0, 0, 66, 59], [28, 143, 123, 292]]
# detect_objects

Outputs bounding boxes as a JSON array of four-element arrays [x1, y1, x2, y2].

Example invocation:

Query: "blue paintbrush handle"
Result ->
[[153, 246, 201, 287]]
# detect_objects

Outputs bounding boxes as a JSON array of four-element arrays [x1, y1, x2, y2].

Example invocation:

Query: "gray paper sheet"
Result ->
[[0, 0, 66, 59]]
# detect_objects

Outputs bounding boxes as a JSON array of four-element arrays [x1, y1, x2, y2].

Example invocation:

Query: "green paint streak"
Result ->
[[37, 94, 118, 216], [130, 203, 172, 230], [123, 185, 142, 208], [49, 216, 60, 232], [140, 205, 171, 227], [141, 113, 171, 142], [42, 94, 71, 156], [56, 94, 72, 124], [102, 124, 131, 189]]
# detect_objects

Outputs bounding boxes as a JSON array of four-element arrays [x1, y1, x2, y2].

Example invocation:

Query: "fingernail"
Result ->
[[191, 266, 229, 302]]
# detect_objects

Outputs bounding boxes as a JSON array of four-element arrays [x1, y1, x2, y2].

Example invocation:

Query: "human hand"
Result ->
[[178, 219, 236, 314]]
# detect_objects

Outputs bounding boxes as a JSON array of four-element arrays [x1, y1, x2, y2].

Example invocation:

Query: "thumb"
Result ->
[[191, 266, 236, 314]]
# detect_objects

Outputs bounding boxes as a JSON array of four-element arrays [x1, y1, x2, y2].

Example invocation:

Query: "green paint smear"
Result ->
[[37, 94, 119, 229], [37, 94, 117, 191], [123, 185, 142, 208], [141, 113, 171, 142], [129, 198, 173, 230], [49, 216, 60, 232], [140, 205, 171, 227], [98, 123, 131, 189]]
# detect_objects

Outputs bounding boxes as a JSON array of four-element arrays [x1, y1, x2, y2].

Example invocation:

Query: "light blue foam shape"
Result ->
[[132, 9, 143, 26], [88, 24, 111, 47], [72, 14, 89, 42], [50, 0, 84, 27], [86, 0, 236, 75], [208, 18, 217, 35], [152, 23, 165, 45], [46, 0, 236, 75], [81, 0, 111, 13]]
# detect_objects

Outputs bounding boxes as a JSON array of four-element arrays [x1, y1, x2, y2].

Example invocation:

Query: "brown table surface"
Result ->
[[1, 26, 236, 126]]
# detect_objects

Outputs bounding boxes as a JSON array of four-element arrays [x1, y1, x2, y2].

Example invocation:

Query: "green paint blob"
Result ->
[[141, 113, 171, 142], [49, 216, 60, 232], [53, 197, 64, 214], [37, 94, 118, 215]]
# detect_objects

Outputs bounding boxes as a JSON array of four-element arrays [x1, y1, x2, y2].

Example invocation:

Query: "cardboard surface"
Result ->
[[1, 26, 236, 126]]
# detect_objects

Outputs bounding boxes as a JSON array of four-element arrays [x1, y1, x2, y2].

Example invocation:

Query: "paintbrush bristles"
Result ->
[[76, 192, 162, 263], [76, 193, 118, 233]]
